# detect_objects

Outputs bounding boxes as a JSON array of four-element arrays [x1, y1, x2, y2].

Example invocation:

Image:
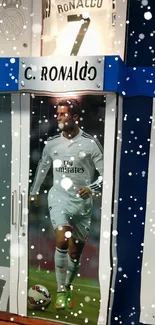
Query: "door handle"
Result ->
[[11, 190, 17, 225], [20, 191, 25, 227]]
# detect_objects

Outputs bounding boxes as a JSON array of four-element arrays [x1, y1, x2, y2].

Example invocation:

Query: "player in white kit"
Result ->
[[29, 98, 103, 309]]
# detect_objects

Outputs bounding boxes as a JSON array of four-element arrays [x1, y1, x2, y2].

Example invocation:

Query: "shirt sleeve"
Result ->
[[30, 144, 52, 195], [88, 138, 103, 193]]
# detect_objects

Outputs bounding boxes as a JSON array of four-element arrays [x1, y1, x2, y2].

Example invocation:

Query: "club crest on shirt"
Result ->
[[78, 151, 86, 158]]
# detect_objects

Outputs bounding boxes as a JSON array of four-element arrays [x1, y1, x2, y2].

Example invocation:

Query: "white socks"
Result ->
[[65, 254, 81, 289], [54, 247, 68, 292], [54, 247, 81, 292]]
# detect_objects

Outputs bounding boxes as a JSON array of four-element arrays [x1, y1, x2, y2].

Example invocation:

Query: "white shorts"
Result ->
[[48, 189, 92, 243]]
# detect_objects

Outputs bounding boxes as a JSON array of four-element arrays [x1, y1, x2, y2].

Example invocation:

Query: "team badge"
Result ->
[[0, 0, 26, 41], [78, 151, 86, 158]]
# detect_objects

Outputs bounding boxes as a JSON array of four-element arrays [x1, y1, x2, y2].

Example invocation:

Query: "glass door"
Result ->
[[0, 93, 20, 314], [22, 92, 117, 325], [17, 93, 30, 316]]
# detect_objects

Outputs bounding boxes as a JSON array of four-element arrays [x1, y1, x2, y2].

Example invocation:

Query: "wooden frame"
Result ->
[[0, 312, 61, 325]]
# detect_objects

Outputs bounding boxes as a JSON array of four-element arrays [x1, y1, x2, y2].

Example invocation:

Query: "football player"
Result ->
[[29, 98, 103, 309]]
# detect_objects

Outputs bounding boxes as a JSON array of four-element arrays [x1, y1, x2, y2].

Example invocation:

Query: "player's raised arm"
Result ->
[[88, 138, 104, 193], [29, 143, 52, 199]]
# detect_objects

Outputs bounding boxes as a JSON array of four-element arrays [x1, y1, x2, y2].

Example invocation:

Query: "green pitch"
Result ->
[[28, 266, 100, 325]]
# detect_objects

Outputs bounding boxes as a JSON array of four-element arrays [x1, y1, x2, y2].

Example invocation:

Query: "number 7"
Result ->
[[67, 15, 90, 55]]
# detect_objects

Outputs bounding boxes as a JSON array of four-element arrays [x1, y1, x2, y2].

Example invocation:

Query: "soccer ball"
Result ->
[[28, 285, 51, 310]]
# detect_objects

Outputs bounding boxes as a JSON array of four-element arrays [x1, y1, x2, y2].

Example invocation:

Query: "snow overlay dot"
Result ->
[[61, 177, 73, 190], [10, 58, 15, 64], [5, 234, 11, 241], [10, 244, 25, 258], [65, 231, 72, 239], [53, 159, 62, 168], [85, 296, 91, 302], [32, 23, 42, 34], [112, 230, 118, 236], [144, 11, 152, 20], [58, 122, 64, 130], [37, 254, 43, 260], [141, 0, 148, 5], [103, 231, 110, 238], [139, 33, 145, 40]]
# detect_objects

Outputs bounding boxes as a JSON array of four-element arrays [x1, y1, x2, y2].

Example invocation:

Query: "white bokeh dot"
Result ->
[[6, 234, 11, 241], [31, 65, 38, 72], [10, 243, 24, 258], [103, 231, 110, 238], [85, 296, 91, 302], [65, 231, 72, 239], [10, 58, 15, 64], [144, 11, 152, 20], [22, 208, 28, 215], [37, 254, 43, 260], [53, 159, 62, 168], [139, 33, 145, 39], [141, 0, 148, 5], [61, 177, 73, 190], [112, 230, 118, 236], [58, 122, 64, 129], [32, 23, 42, 34]]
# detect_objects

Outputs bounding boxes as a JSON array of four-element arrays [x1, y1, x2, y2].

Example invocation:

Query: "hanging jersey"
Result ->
[[42, 0, 115, 56]]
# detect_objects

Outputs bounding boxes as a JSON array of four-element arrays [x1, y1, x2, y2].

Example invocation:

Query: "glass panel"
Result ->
[[28, 94, 106, 325], [0, 94, 12, 312]]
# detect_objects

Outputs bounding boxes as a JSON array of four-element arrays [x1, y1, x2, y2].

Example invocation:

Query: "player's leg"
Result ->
[[65, 237, 84, 290], [53, 225, 73, 310], [54, 225, 74, 310], [48, 193, 73, 309], [55, 225, 73, 292], [65, 216, 90, 308], [65, 237, 85, 308]]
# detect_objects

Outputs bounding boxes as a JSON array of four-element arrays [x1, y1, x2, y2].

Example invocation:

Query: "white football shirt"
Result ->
[[30, 129, 103, 200], [42, 0, 115, 55]]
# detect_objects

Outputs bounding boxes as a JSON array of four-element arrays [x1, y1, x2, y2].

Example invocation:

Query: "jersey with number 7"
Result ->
[[42, 0, 115, 56]]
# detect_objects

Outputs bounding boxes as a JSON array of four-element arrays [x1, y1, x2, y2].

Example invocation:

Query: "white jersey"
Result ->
[[30, 129, 103, 201], [42, 0, 115, 56]]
